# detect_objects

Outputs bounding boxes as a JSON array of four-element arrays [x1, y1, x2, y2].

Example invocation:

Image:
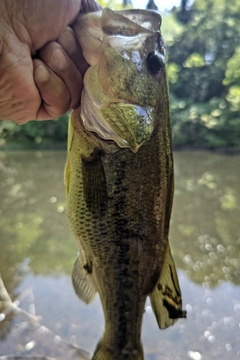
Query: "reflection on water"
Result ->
[[0, 151, 240, 359]]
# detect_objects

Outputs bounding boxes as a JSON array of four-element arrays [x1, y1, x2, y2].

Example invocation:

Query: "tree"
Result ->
[[168, 0, 240, 149]]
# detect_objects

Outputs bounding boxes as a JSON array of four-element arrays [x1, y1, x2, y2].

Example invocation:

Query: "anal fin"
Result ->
[[149, 244, 187, 329]]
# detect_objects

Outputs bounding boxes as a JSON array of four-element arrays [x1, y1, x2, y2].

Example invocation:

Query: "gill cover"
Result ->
[[74, 8, 166, 152]]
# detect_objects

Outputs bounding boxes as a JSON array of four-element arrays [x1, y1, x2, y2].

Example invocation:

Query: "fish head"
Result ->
[[74, 8, 168, 152]]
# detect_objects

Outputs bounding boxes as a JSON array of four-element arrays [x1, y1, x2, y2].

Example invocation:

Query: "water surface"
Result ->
[[0, 151, 239, 359]]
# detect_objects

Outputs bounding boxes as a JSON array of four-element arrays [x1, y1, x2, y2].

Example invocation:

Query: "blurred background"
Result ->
[[0, 0, 239, 151], [0, 1, 240, 360]]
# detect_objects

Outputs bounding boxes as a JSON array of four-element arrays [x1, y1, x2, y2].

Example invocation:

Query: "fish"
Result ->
[[65, 8, 186, 360]]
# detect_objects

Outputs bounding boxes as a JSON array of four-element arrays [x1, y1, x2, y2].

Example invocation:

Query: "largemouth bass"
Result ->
[[65, 8, 186, 360]]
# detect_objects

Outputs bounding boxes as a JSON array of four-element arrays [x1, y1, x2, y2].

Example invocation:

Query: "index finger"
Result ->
[[58, 27, 89, 76]]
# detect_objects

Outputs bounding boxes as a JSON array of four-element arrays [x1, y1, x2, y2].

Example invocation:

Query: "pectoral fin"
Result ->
[[149, 245, 187, 329], [72, 256, 97, 304]]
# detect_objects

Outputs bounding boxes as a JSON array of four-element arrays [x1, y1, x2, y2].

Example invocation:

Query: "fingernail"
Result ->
[[35, 64, 49, 82], [59, 30, 77, 55], [51, 48, 68, 71]]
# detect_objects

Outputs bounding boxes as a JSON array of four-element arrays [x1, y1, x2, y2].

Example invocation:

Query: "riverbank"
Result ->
[[1, 142, 240, 154]]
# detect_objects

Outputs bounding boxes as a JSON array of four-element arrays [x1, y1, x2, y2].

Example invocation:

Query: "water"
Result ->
[[0, 151, 239, 359]]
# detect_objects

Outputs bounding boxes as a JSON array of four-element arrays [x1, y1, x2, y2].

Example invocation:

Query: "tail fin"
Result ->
[[92, 339, 144, 360]]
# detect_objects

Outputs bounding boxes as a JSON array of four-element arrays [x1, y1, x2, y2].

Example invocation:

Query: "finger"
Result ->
[[38, 42, 83, 109], [80, 0, 102, 13], [33, 59, 71, 120], [58, 26, 89, 76]]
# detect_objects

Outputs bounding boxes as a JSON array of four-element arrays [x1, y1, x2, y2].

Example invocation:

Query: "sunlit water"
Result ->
[[0, 151, 239, 359]]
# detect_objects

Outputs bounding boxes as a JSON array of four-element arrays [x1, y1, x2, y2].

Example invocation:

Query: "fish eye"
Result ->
[[146, 51, 165, 76]]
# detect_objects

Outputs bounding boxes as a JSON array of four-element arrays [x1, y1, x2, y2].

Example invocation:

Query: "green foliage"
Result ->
[[97, 0, 129, 10], [223, 46, 240, 86], [0, 114, 69, 148], [161, 12, 185, 47], [168, 0, 240, 149], [0, 0, 239, 150]]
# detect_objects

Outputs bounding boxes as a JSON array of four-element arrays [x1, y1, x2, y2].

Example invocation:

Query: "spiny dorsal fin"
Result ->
[[149, 244, 187, 329], [72, 256, 97, 304]]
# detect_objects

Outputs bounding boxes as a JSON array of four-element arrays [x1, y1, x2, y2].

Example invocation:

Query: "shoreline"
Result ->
[[0, 143, 240, 155]]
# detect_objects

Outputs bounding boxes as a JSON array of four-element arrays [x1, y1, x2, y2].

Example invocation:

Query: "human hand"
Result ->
[[0, 0, 100, 124]]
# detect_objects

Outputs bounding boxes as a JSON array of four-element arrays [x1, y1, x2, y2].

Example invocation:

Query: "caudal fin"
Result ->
[[92, 339, 144, 360]]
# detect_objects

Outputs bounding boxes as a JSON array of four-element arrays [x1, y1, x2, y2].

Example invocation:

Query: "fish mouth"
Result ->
[[74, 8, 164, 152], [74, 8, 163, 66], [112, 8, 162, 32]]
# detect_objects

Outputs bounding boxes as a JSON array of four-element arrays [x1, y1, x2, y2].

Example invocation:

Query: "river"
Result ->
[[0, 151, 239, 360]]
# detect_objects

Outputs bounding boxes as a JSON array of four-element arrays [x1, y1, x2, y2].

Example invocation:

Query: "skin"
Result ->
[[65, 14, 174, 357], [67, 86, 173, 359], [0, 0, 100, 124]]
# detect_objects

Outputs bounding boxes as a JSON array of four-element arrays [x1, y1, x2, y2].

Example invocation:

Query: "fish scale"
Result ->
[[65, 8, 186, 360]]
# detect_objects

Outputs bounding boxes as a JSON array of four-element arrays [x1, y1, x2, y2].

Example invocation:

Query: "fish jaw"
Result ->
[[73, 8, 162, 66]]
